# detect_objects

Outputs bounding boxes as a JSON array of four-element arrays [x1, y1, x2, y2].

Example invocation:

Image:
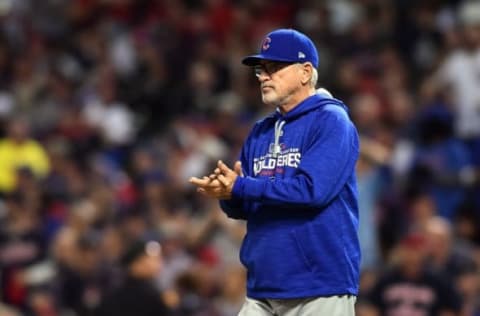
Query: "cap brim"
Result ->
[[242, 55, 264, 66], [241, 54, 297, 66]]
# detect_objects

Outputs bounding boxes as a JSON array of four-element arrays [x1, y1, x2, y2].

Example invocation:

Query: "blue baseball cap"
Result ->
[[242, 28, 319, 68]]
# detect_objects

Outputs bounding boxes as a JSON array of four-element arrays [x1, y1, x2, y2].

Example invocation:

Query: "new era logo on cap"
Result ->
[[242, 28, 319, 68]]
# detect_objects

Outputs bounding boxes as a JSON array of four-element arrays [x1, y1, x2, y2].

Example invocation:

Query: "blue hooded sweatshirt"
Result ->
[[220, 93, 360, 299]]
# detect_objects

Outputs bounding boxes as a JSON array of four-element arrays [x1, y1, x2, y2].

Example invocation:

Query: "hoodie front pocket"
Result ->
[[291, 223, 349, 286]]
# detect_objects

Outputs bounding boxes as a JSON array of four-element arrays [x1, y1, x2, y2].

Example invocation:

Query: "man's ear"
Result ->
[[300, 63, 312, 85]]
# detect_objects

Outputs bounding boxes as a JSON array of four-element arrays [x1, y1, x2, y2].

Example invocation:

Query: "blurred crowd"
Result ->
[[0, 0, 479, 315]]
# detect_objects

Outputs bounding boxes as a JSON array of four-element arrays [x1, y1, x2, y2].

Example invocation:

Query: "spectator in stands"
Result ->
[[368, 232, 462, 316], [95, 239, 171, 316], [434, 1, 480, 166], [0, 116, 50, 193]]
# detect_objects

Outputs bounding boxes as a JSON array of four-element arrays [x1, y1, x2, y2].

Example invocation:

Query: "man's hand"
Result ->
[[216, 160, 242, 191], [189, 160, 242, 200]]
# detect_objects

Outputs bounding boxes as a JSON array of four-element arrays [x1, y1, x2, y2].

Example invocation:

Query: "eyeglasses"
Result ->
[[254, 62, 296, 77]]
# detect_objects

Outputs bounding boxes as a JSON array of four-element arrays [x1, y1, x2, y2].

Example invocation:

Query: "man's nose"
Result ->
[[256, 71, 269, 82]]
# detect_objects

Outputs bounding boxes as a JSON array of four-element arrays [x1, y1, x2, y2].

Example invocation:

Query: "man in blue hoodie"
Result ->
[[190, 28, 360, 315]]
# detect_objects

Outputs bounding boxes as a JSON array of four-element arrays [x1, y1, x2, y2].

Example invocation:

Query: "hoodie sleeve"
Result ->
[[231, 107, 359, 208]]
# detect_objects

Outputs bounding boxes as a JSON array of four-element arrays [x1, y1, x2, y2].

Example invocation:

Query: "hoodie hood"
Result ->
[[274, 93, 349, 122]]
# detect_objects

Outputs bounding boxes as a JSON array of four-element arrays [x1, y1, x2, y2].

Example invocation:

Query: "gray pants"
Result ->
[[238, 295, 356, 316]]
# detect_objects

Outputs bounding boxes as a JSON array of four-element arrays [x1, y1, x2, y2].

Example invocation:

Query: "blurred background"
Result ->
[[0, 0, 479, 315]]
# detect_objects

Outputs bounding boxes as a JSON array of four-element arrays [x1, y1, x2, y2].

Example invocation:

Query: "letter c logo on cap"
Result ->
[[262, 37, 271, 51]]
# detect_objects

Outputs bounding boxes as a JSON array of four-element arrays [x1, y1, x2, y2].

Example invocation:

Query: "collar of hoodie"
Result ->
[[273, 93, 346, 122]]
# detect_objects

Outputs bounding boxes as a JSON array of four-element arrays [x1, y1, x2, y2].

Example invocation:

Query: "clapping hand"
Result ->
[[189, 160, 243, 200]]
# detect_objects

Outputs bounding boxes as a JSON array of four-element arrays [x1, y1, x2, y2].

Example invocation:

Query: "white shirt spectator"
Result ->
[[83, 99, 137, 146], [437, 49, 480, 138]]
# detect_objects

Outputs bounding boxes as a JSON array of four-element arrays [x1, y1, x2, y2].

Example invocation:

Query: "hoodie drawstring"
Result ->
[[273, 120, 285, 157]]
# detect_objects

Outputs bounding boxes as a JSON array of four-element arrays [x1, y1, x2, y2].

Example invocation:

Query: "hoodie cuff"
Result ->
[[232, 176, 265, 200]]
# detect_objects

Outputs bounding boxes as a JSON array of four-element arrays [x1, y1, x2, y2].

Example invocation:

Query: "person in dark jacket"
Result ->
[[368, 232, 462, 316], [95, 239, 171, 316], [190, 28, 360, 315]]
